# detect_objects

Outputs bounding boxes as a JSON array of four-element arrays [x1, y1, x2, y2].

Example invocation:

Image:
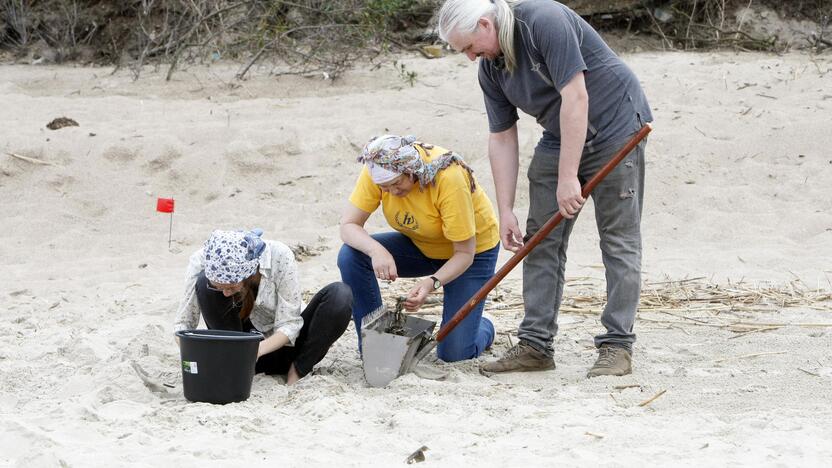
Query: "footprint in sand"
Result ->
[[143, 147, 182, 173], [47, 174, 76, 194], [74, 198, 109, 218], [102, 146, 139, 163], [225, 149, 278, 175], [226, 141, 302, 175]]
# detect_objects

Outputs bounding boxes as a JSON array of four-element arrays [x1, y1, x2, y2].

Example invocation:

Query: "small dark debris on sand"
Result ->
[[46, 117, 79, 130]]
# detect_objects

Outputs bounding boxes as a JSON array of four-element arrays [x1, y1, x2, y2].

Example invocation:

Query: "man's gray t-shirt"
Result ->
[[479, 0, 652, 153]]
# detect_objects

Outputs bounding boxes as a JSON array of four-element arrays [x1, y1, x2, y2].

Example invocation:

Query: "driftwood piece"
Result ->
[[713, 351, 787, 363], [638, 389, 667, 407], [6, 152, 58, 166]]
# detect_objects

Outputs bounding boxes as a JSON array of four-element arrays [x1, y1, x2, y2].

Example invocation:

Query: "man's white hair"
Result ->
[[437, 0, 521, 73]]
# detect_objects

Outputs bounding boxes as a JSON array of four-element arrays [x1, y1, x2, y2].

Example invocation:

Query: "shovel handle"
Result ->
[[434, 124, 652, 343]]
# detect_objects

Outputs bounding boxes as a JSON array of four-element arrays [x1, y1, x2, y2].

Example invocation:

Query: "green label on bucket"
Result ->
[[182, 360, 199, 374]]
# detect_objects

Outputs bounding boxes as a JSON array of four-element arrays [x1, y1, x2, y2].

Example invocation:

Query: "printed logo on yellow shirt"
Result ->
[[394, 211, 419, 231]]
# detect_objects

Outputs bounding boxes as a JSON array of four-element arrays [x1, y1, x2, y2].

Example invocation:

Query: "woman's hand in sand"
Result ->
[[404, 279, 432, 312], [370, 247, 398, 282], [257, 331, 289, 359]]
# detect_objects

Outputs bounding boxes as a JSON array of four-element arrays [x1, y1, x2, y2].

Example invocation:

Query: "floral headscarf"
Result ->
[[358, 135, 477, 193], [202, 229, 266, 284]]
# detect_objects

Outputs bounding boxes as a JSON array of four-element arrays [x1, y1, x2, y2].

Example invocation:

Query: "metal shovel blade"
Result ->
[[361, 311, 436, 388]]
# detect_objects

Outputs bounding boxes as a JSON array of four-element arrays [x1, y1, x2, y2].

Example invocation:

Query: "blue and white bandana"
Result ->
[[202, 229, 266, 284]]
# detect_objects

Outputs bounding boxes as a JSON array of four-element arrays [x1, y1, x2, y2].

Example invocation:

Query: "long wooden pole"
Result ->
[[414, 124, 652, 361]]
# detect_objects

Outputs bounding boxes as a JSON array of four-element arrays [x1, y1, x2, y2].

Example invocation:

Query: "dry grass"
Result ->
[[368, 276, 832, 335], [560, 276, 831, 315]]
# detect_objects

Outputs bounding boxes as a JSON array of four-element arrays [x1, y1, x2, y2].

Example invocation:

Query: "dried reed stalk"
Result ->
[[367, 277, 831, 332], [638, 389, 667, 407]]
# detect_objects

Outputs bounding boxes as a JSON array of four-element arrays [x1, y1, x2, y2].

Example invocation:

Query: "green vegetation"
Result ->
[[0, 1, 828, 80]]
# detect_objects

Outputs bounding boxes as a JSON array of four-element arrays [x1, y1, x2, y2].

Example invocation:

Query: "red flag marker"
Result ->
[[156, 197, 175, 248], [156, 198, 175, 213]]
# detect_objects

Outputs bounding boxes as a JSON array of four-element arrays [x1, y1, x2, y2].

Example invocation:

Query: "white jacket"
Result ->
[[173, 240, 304, 345]]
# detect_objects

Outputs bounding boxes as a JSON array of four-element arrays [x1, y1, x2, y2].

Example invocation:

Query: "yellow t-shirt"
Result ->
[[349, 144, 500, 259]]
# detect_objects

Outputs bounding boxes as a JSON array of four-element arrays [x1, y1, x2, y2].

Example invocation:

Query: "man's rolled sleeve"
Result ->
[[479, 64, 518, 133]]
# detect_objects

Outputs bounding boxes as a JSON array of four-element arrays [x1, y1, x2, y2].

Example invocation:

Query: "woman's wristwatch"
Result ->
[[429, 275, 442, 290]]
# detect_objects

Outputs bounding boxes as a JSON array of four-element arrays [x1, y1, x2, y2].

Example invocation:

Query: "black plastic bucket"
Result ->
[[175, 329, 263, 404]]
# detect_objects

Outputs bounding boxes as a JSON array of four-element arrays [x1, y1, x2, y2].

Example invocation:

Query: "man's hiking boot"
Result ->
[[586, 344, 632, 378], [480, 341, 555, 374]]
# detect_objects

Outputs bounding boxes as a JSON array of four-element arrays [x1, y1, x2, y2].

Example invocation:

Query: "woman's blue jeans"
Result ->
[[337, 232, 498, 362]]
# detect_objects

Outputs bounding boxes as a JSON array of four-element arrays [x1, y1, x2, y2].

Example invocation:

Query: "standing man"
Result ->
[[438, 0, 652, 377]]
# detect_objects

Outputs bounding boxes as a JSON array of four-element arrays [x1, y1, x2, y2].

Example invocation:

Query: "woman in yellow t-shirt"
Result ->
[[338, 134, 500, 362]]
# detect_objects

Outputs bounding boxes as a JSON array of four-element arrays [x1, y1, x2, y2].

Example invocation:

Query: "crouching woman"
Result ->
[[338, 135, 501, 362], [174, 229, 352, 385]]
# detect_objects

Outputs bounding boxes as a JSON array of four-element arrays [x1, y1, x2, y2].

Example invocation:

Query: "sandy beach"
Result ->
[[1, 49, 831, 466]]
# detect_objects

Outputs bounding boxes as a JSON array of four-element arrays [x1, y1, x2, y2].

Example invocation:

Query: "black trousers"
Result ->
[[195, 274, 352, 378]]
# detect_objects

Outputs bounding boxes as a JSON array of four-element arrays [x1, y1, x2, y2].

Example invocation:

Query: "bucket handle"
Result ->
[[176, 330, 264, 341]]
